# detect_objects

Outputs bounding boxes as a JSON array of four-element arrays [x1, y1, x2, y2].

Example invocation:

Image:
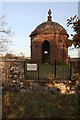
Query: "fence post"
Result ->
[[54, 59, 56, 79], [37, 60, 39, 80]]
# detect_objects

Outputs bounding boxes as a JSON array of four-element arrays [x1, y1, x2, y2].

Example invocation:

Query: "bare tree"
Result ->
[[0, 15, 14, 53]]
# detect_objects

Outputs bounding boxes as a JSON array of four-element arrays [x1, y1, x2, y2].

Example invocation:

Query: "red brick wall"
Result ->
[[31, 33, 68, 64]]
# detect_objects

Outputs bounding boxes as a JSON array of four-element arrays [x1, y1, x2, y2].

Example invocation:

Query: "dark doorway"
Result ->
[[42, 40, 50, 63]]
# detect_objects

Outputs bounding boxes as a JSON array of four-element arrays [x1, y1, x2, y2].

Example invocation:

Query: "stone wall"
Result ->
[[69, 58, 80, 81], [70, 58, 80, 73], [0, 57, 25, 80]]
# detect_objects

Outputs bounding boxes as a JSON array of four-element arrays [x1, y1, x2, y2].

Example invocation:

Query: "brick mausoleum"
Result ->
[[30, 9, 69, 64]]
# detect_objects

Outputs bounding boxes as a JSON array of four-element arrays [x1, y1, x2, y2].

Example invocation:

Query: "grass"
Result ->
[[2, 91, 78, 119], [25, 63, 71, 80]]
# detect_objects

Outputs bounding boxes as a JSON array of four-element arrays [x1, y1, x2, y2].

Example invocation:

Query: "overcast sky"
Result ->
[[2, 2, 78, 57]]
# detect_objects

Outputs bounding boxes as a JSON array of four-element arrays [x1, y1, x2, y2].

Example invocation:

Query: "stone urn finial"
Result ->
[[47, 9, 52, 21]]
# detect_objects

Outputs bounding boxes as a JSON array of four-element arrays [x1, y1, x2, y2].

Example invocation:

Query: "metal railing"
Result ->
[[24, 60, 71, 81]]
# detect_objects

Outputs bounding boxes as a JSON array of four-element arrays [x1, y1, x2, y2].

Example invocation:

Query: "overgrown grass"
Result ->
[[2, 91, 78, 119], [25, 63, 70, 80]]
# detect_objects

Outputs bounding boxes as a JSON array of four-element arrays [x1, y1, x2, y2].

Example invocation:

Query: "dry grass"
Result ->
[[2, 90, 78, 119]]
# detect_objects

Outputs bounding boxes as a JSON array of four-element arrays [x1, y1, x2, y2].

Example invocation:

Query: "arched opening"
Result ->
[[42, 40, 50, 63]]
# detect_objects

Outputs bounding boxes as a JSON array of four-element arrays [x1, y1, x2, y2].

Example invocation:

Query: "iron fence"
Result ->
[[24, 60, 72, 81]]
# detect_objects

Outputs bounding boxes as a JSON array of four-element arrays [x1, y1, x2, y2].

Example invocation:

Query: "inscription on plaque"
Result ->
[[27, 64, 37, 71]]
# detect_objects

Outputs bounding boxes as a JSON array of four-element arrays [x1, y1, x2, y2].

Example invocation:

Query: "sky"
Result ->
[[2, 1, 78, 57]]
